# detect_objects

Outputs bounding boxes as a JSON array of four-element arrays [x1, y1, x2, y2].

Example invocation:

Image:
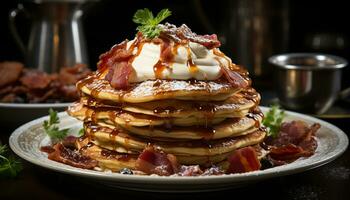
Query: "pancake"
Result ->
[[68, 102, 247, 127], [76, 136, 267, 169], [76, 137, 231, 170], [95, 113, 263, 140], [84, 123, 266, 157], [76, 137, 138, 171], [121, 94, 256, 118], [80, 123, 266, 166], [77, 73, 240, 103], [178, 146, 268, 166], [98, 120, 261, 142], [79, 88, 259, 118]]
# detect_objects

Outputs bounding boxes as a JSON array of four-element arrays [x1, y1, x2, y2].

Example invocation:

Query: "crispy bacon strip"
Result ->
[[159, 38, 174, 62], [159, 23, 221, 49], [101, 41, 134, 89], [107, 61, 133, 89], [136, 146, 179, 176], [227, 146, 261, 174], [59, 64, 91, 85], [221, 66, 249, 88], [20, 69, 52, 89], [47, 143, 97, 169], [0, 62, 23, 87], [266, 121, 320, 165], [269, 144, 304, 161], [58, 64, 91, 100], [98, 40, 128, 71], [0, 62, 90, 103]]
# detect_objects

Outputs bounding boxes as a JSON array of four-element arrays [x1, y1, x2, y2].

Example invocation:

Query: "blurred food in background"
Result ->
[[0, 62, 91, 103]]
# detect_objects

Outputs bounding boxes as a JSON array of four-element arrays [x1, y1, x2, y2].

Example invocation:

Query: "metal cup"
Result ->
[[269, 53, 347, 114]]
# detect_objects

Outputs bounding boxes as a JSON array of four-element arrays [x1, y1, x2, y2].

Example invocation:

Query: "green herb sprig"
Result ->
[[43, 109, 69, 142], [0, 144, 22, 178], [262, 105, 285, 138], [133, 8, 171, 39]]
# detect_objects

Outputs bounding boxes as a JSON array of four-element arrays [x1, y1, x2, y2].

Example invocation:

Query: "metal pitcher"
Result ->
[[9, 1, 91, 73]]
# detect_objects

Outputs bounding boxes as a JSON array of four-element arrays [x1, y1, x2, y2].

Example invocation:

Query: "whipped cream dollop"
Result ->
[[127, 39, 231, 83]]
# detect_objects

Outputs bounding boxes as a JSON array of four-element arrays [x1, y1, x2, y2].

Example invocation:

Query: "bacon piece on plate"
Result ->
[[27, 88, 57, 103], [59, 64, 91, 85], [136, 146, 179, 176], [266, 121, 320, 165], [269, 144, 304, 161], [20, 69, 51, 89], [0, 61, 23, 87], [0, 85, 13, 96], [227, 146, 261, 174], [47, 143, 98, 169], [0, 93, 17, 103], [59, 85, 78, 100], [59, 64, 91, 100]]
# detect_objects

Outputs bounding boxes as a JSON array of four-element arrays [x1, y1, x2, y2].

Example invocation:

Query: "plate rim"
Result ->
[[9, 106, 349, 184]]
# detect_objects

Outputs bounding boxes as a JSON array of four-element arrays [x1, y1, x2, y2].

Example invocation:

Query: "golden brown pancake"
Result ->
[[76, 137, 226, 170], [77, 123, 265, 167], [76, 138, 138, 171], [68, 102, 247, 127], [76, 136, 267, 170], [84, 123, 266, 157], [78, 88, 260, 119], [98, 114, 263, 140], [77, 73, 239, 103]]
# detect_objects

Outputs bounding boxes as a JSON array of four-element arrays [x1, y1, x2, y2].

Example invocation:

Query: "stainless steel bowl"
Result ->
[[269, 53, 347, 114]]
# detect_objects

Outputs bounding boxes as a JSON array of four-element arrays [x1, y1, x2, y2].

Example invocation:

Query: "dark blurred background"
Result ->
[[0, 0, 349, 89]]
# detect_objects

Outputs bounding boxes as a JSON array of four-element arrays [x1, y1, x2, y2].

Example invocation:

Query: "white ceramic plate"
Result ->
[[0, 102, 70, 128], [9, 107, 348, 192]]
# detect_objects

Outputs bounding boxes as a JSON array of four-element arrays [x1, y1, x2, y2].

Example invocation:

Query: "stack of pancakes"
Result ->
[[68, 70, 266, 172]]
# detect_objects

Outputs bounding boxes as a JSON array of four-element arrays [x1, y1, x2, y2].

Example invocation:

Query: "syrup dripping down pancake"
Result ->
[[76, 137, 267, 170], [74, 110, 263, 140], [84, 122, 266, 157], [92, 113, 263, 140], [78, 123, 266, 166], [68, 102, 249, 127], [75, 138, 138, 172], [78, 87, 260, 119], [77, 73, 240, 103]]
